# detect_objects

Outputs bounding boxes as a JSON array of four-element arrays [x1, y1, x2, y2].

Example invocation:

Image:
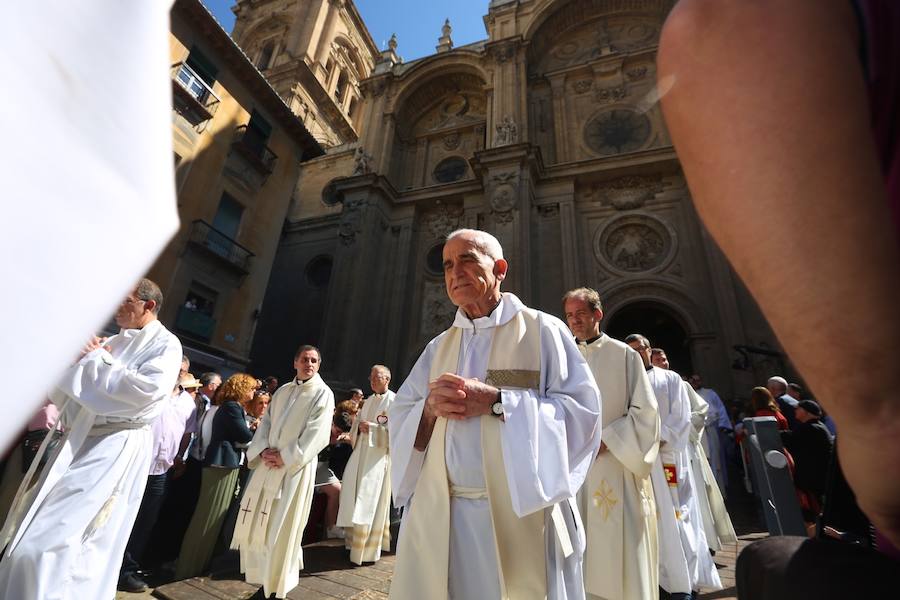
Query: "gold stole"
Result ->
[[390, 309, 548, 600]]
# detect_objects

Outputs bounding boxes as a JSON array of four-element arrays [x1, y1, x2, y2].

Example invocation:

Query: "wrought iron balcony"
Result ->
[[171, 62, 220, 122], [186, 220, 254, 274], [174, 306, 216, 342], [230, 125, 278, 175]]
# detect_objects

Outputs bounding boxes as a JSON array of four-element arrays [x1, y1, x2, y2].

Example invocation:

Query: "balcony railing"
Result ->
[[171, 62, 220, 122], [175, 306, 216, 341], [186, 220, 254, 274], [231, 125, 278, 175]]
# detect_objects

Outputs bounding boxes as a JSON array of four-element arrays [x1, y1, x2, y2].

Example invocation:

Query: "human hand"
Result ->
[[359, 421, 370, 434], [79, 336, 107, 360], [261, 448, 284, 468], [426, 373, 498, 420]]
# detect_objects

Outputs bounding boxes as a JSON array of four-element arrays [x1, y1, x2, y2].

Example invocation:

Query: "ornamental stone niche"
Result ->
[[584, 108, 652, 156], [595, 214, 676, 274]]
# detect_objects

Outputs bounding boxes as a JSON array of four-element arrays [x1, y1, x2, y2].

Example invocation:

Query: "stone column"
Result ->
[[548, 74, 568, 164]]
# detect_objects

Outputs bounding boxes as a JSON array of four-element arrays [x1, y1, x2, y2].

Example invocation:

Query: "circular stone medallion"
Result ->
[[584, 109, 652, 156], [595, 215, 674, 273]]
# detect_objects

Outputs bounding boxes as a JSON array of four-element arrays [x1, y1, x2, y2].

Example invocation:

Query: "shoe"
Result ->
[[326, 526, 345, 539], [118, 573, 149, 593]]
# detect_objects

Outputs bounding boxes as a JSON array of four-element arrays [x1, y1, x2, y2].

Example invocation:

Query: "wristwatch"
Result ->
[[491, 391, 504, 418]]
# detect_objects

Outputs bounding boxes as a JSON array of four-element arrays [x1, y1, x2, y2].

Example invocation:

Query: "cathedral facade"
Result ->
[[240, 0, 788, 400]]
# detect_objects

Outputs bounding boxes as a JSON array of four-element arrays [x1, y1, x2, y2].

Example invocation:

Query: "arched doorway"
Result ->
[[605, 301, 693, 376]]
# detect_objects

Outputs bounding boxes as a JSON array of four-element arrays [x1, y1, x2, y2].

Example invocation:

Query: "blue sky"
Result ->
[[201, 0, 490, 61]]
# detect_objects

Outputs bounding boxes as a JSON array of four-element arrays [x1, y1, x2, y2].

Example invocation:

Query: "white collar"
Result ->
[[451, 292, 525, 331]]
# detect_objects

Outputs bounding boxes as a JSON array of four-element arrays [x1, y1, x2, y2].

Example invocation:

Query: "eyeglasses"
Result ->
[[122, 297, 147, 305]]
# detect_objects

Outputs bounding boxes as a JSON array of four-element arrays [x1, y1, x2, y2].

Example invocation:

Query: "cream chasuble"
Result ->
[[389, 293, 601, 600], [336, 390, 395, 564], [576, 335, 660, 600], [684, 384, 736, 553], [647, 367, 721, 593], [232, 373, 334, 599]]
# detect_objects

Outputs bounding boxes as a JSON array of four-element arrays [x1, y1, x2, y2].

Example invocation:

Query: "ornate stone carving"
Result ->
[[494, 116, 518, 146], [422, 203, 463, 239], [595, 215, 675, 273], [573, 79, 593, 94], [626, 66, 648, 81], [601, 175, 664, 210], [420, 280, 456, 341], [537, 203, 560, 218], [338, 199, 364, 245], [493, 209, 515, 225], [491, 184, 517, 213], [490, 40, 517, 63], [442, 132, 461, 150], [584, 109, 652, 156], [593, 85, 628, 104], [352, 147, 373, 175]]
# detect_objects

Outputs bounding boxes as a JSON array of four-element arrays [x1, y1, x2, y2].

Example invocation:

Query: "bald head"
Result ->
[[446, 229, 504, 261]]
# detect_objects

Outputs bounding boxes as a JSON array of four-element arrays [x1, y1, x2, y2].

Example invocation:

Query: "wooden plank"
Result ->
[[316, 570, 388, 593]]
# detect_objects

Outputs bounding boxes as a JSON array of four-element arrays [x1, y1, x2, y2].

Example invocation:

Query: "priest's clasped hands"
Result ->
[[426, 373, 499, 420], [261, 448, 285, 468]]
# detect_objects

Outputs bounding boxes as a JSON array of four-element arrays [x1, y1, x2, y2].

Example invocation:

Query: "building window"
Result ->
[[305, 255, 333, 288], [211, 193, 244, 244], [177, 282, 218, 341], [175, 46, 218, 103], [426, 243, 445, 275], [257, 42, 274, 70], [433, 156, 468, 183], [334, 71, 349, 104]]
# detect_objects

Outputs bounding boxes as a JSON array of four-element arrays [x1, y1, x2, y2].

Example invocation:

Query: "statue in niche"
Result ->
[[494, 116, 518, 146], [352, 147, 373, 175]]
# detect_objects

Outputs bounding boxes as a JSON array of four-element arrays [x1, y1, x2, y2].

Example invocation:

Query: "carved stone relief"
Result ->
[[493, 116, 518, 146], [421, 203, 463, 239], [593, 85, 628, 104], [594, 214, 675, 273], [530, 15, 661, 76], [442, 132, 461, 150], [420, 280, 456, 341], [338, 199, 365, 245], [584, 109, 652, 156], [584, 175, 664, 210]]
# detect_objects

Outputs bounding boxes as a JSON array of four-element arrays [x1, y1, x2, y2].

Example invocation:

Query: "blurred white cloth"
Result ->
[[0, 0, 179, 454]]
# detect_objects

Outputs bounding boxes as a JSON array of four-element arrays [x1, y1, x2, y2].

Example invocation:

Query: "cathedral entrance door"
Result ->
[[605, 301, 693, 376]]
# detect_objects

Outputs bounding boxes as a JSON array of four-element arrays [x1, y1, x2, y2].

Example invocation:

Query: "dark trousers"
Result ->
[[120, 473, 168, 578], [145, 457, 203, 564]]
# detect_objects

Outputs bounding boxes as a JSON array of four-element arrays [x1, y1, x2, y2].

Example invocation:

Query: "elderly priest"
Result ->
[[389, 229, 602, 600]]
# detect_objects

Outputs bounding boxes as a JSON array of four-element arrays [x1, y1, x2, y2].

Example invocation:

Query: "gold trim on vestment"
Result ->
[[485, 369, 540, 389]]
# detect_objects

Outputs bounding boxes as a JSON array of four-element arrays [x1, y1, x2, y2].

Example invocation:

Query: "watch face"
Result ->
[[492, 401, 503, 415]]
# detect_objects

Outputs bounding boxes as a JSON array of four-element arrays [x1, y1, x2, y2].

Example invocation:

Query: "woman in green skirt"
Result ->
[[175, 373, 256, 579]]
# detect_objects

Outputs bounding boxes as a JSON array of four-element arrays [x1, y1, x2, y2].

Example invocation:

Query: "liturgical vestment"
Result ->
[[647, 367, 721, 593], [684, 383, 737, 553], [389, 293, 601, 600], [576, 334, 660, 600], [232, 374, 334, 599], [336, 389, 395, 564], [0, 320, 182, 600]]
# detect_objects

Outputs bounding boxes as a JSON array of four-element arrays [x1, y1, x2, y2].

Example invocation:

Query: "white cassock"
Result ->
[[336, 389, 395, 564], [389, 293, 601, 600], [684, 384, 737, 553], [231, 374, 334, 599], [0, 320, 182, 600], [696, 387, 731, 497], [647, 367, 721, 593], [576, 335, 660, 600]]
